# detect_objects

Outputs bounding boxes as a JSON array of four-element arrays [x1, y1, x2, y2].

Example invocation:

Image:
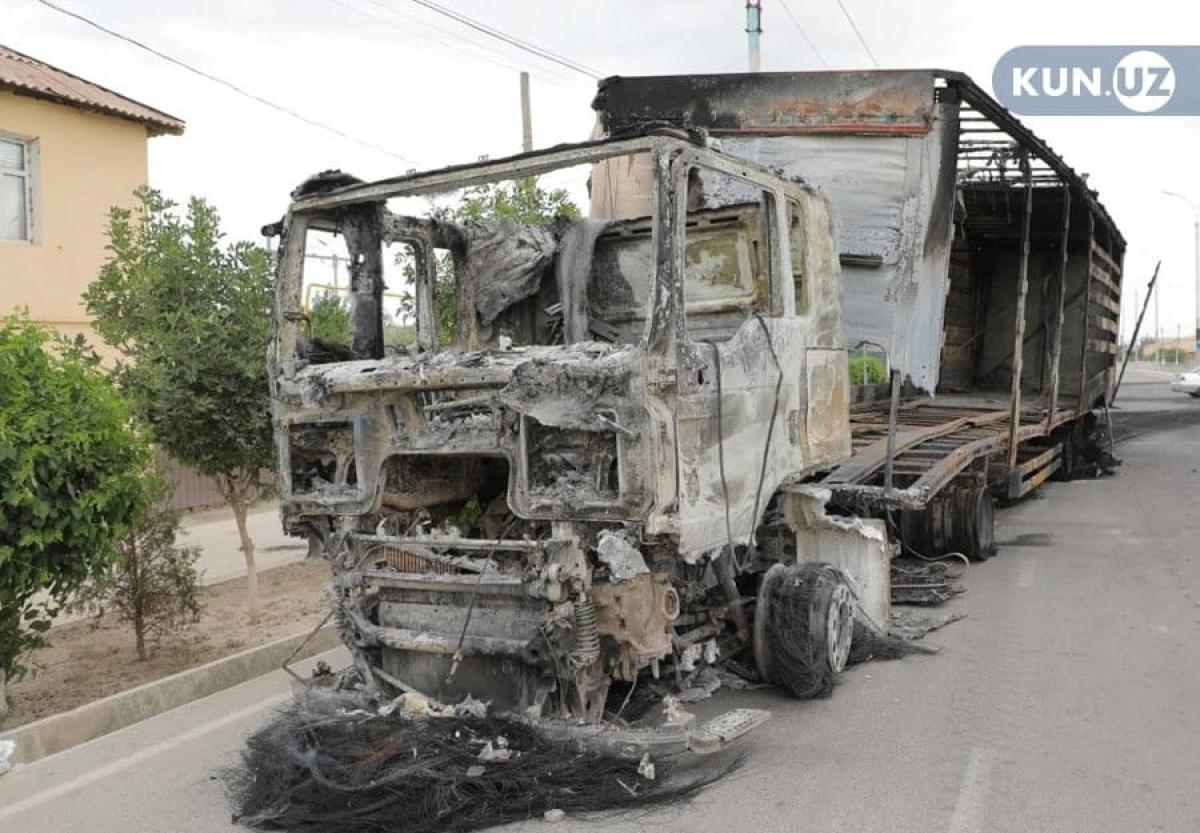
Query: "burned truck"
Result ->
[[268, 130, 857, 730], [266, 70, 1122, 730]]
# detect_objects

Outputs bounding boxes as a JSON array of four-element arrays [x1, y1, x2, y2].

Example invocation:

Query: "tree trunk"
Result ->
[[0, 667, 9, 723], [230, 496, 259, 613], [134, 619, 147, 661], [131, 535, 147, 660]]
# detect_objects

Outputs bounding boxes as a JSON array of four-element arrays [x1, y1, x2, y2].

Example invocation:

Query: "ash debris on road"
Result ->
[[225, 693, 740, 833]]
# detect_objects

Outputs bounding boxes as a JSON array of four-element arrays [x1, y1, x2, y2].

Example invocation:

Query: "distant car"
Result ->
[[1170, 366, 1200, 397]]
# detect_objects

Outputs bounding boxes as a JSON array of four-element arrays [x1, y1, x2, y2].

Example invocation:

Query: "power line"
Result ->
[[776, 0, 829, 68], [402, 0, 604, 79], [32, 0, 422, 165], [327, 0, 584, 89], [831, 0, 880, 67], [328, 0, 527, 76]]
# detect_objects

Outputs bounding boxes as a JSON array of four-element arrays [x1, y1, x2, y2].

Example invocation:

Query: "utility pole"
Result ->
[[519, 71, 533, 153], [1132, 289, 1140, 359], [746, 0, 763, 72], [305, 252, 342, 291], [1154, 274, 1161, 363], [1113, 261, 1161, 403], [1163, 190, 1200, 361]]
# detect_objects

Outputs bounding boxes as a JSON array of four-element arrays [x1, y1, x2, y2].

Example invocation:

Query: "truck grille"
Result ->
[[380, 545, 457, 574]]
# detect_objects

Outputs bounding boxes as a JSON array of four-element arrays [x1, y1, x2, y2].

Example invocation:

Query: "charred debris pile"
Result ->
[[227, 693, 737, 833]]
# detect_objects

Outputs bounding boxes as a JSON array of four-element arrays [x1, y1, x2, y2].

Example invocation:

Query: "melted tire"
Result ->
[[753, 563, 855, 699]]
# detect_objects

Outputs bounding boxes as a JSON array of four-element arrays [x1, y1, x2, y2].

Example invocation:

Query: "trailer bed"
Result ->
[[812, 393, 1075, 509]]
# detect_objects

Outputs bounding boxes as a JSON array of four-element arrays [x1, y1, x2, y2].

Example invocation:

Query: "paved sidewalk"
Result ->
[[180, 503, 306, 586], [43, 504, 306, 629]]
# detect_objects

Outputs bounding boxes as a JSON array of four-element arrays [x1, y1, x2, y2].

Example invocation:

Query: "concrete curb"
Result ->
[[0, 625, 339, 766]]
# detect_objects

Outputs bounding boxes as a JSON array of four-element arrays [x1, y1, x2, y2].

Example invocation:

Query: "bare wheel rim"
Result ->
[[826, 582, 854, 672]]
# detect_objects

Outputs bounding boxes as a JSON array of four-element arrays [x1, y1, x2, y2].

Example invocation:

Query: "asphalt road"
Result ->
[[2, 368, 1198, 833]]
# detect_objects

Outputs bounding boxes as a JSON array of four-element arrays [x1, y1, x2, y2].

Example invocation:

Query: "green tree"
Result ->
[[85, 189, 274, 611], [308, 291, 351, 344], [75, 473, 202, 661], [400, 178, 580, 344], [849, 354, 887, 385], [454, 177, 579, 225], [0, 316, 148, 720]]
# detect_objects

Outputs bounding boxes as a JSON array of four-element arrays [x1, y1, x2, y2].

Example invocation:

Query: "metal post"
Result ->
[[1154, 271, 1161, 363], [1162, 190, 1200, 361], [519, 71, 533, 153], [1193, 214, 1199, 358], [746, 0, 762, 72], [1113, 261, 1161, 405], [883, 368, 901, 499], [1075, 211, 1095, 409], [1045, 185, 1071, 430], [1132, 290, 1139, 357], [1007, 155, 1034, 470]]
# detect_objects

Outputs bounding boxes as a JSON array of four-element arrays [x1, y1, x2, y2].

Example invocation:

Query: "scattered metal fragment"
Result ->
[[596, 529, 649, 581], [662, 696, 695, 727], [890, 559, 966, 606], [477, 740, 512, 762], [676, 667, 722, 704], [889, 609, 967, 641]]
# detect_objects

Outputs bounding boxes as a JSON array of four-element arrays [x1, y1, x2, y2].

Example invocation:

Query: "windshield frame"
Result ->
[[270, 133, 808, 376]]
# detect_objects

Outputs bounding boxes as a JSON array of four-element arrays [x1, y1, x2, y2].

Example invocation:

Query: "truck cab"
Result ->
[[267, 130, 852, 720]]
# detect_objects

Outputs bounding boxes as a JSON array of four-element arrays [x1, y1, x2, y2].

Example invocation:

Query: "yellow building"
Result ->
[[1137, 335, 1197, 364], [0, 44, 184, 347]]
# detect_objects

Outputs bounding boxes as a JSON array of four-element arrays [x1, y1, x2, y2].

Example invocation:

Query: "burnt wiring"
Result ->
[[885, 514, 970, 575], [539, 627, 571, 715], [747, 315, 785, 569], [702, 340, 749, 640], [226, 698, 741, 833], [446, 514, 521, 684]]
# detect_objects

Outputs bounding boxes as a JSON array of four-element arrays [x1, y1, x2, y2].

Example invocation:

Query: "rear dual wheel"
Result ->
[[900, 481, 996, 562]]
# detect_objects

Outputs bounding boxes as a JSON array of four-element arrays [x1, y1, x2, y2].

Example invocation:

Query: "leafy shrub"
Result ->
[[75, 474, 203, 660], [0, 315, 147, 716], [849, 354, 887, 385], [308, 292, 351, 345]]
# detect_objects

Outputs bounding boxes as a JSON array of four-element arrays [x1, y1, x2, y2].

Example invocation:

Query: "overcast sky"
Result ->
[[7, 0, 1200, 342]]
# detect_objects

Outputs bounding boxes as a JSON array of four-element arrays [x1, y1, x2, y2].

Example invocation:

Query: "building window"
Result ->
[[0, 136, 34, 242]]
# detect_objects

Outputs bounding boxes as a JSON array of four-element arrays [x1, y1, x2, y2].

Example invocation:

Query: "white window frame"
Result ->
[[0, 132, 38, 244]]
